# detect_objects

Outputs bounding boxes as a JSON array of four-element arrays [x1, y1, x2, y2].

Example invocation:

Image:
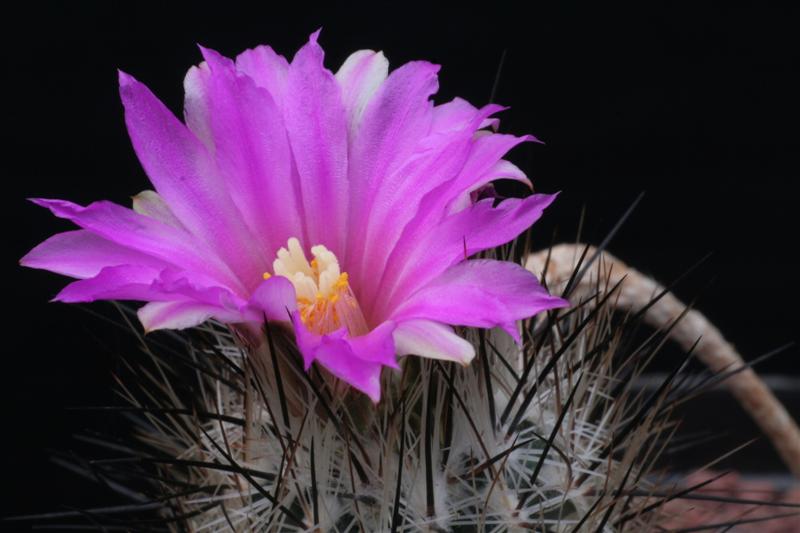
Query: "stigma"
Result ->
[[268, 238, 368, 336]]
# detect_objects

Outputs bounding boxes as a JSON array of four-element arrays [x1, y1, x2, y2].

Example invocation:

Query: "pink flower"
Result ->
[[21, 32, 567, 402]]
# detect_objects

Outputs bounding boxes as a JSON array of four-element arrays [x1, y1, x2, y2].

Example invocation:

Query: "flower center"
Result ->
[[266, 238, 368, 336]]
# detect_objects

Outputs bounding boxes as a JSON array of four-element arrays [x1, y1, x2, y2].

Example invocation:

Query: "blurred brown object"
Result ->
[[526, 244, 800, 478], [660, 470, 800, 532]]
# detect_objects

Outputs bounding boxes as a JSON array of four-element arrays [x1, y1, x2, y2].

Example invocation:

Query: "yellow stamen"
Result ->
[[262, 272, 272, 280], [271, 238, 368, 336]]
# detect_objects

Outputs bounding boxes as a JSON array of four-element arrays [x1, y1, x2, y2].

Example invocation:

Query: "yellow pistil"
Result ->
[[269, 238, 368, 336]]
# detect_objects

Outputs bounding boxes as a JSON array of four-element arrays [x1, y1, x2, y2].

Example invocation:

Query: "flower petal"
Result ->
[[415, 133, 535, 226], [20, 230, 169, 279], [132, 190, 186, 229], [53, 265, 246, 313], [290, 312, 396, 402], [234, 44, 290, 105], [119, 71, 265, 290], [314, 341, 384, 403], [290, 311, 334, 370], [283, 31, 349, 253], [138, 300, 242, 332], [392, 259, 568, 342], [30, 198, 242, 293], [185, 47, 301, 261], [346, 321, 399, 369], [432, 97, 502, 133], [380, 132, 534, 271], [393, 319, 475, 365], [54, 265, 165, 303], [248, 275, 298, 322], [379, 194, 557, 317], [351, 102, 504, 315], [346, 59, 439, 273], [348, 101, 500, 313], [447, 159, 532, 214], [335, 49, 389, 133]]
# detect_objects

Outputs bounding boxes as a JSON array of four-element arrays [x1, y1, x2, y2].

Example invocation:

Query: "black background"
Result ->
[[3, 2, 799, 518]]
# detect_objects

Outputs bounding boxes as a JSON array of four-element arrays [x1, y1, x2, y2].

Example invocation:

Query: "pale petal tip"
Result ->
[[18, 246, 41, 268], [117, 69, 137, 87], [365, 382, 381, 404], [551, 295, 571, 309], [51, 286, 85, 304], [28, 197, 52, 207], [459, 349, 476, 366], [197, 45, 229, 69], [196, 43, 211, 58]]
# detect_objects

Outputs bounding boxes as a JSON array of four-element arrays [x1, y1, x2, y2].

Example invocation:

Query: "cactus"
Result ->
[[62, 251, 697, 532]]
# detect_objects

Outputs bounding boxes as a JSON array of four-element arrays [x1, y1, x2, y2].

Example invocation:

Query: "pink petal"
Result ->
[[150, 269, 245, 308], [290, 311, 336, 370], [54, 265, 245, 312], [368, 125, 533, 317], [346, 321, 399, 369], [352, 103, 507, 315], [185, 47, 301, 261], [442, 133, 537, 208], [20, 230, 169, 279], [31, 198, 242, 293], [384, 133, 534, 264], [283, 31, 349, 253], [234, 45, 290, 106], [349, 59, 439, 189], [54, 265, 165, 303], [393, 319, 475, 365], [447, 159, 532, 214], [248, 275, 298, 322], [391, 259, 568, 342], [290, 312, 397, 402], [119, 71, 265, 291], [416, 133, 535, 225], [314, 340, 384, 403], [346, 59, 439, 274], [352, 129, 474, 313], [379, 194, 557, 318], [432, 97, 503, 133], [348, 98, 502, 313]]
